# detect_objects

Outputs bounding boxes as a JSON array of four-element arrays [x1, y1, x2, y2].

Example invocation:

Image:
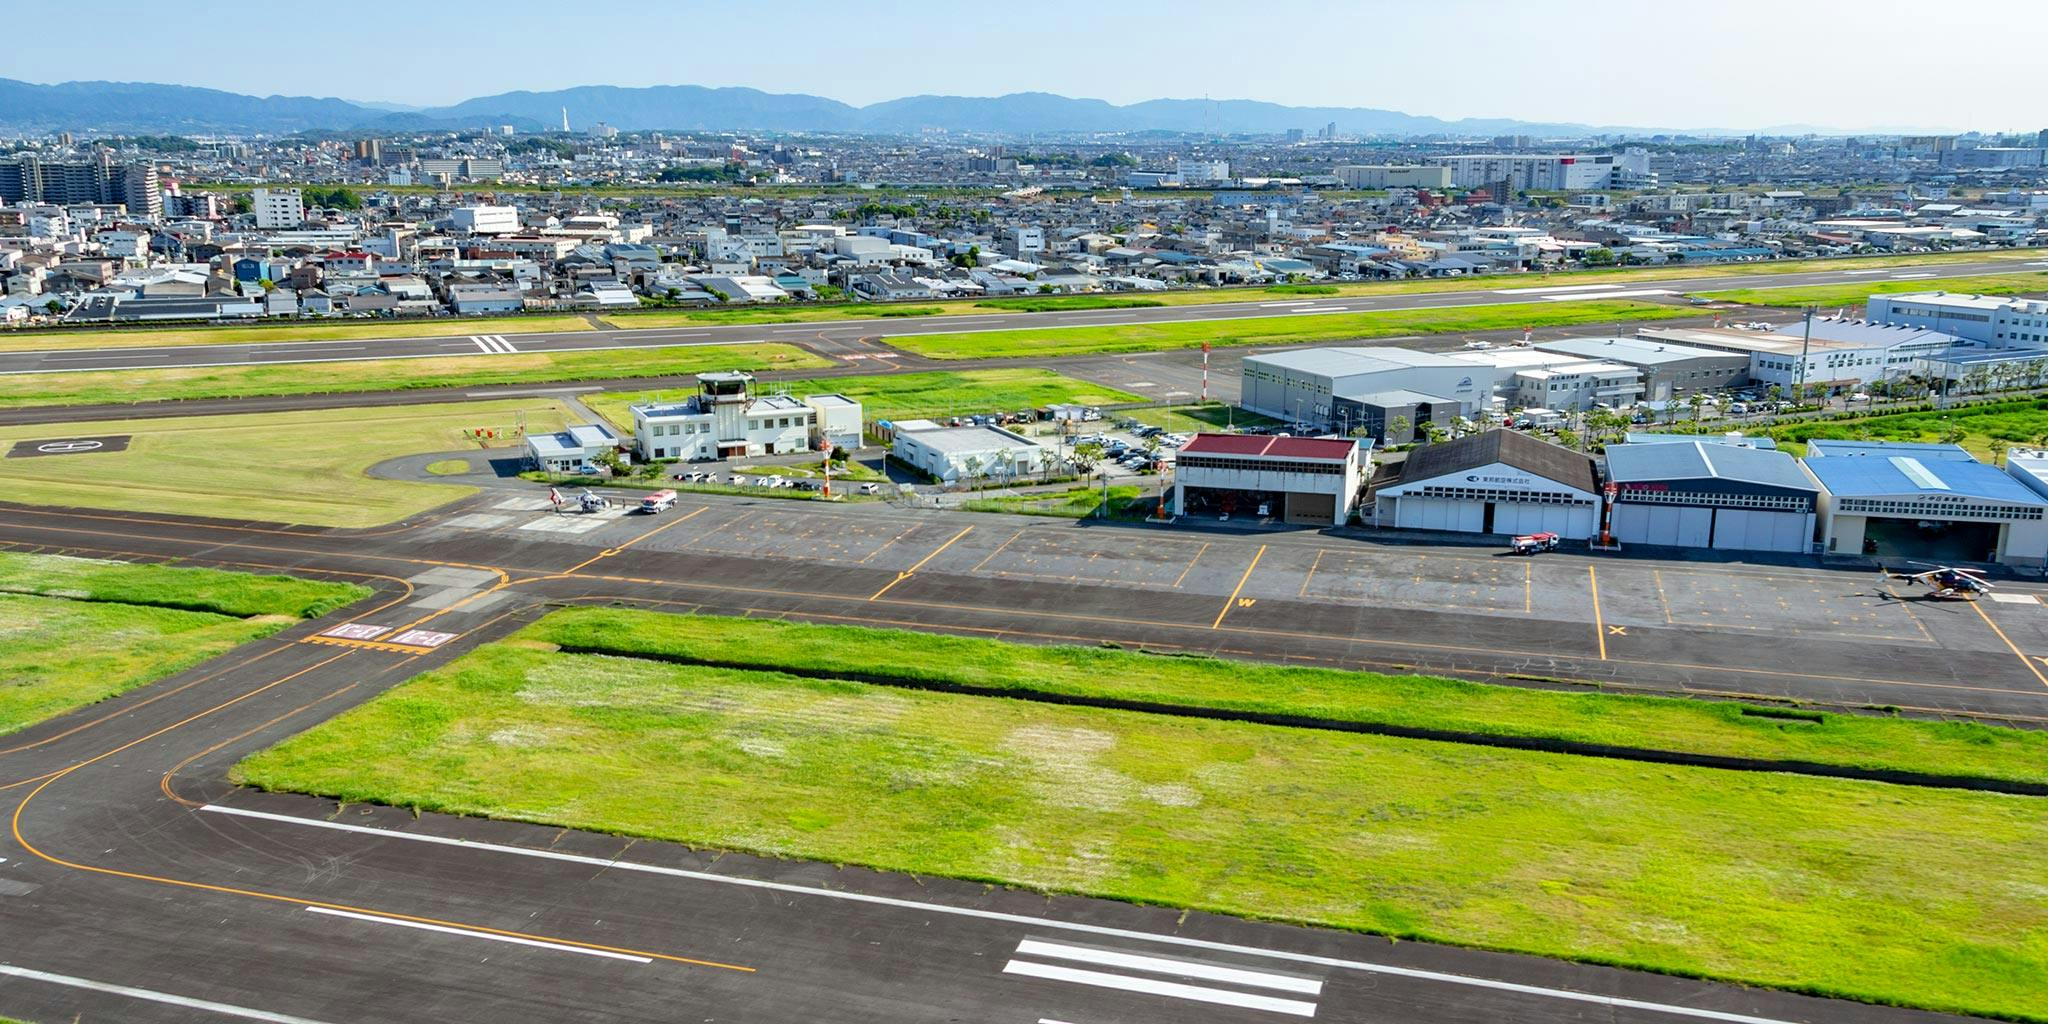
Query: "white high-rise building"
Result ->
[[251, 187, 305, 229]]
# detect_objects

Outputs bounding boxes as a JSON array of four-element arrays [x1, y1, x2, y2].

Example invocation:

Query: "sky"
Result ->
[[7, 0, 2043, 133]]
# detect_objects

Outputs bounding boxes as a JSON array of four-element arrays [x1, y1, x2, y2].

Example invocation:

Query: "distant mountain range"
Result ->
[[0, 78, 1663, 138]]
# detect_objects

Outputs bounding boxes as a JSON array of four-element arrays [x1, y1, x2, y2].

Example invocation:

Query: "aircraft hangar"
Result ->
[[1807, 440, 2048, 566], [1604, 440, 1819, 553]]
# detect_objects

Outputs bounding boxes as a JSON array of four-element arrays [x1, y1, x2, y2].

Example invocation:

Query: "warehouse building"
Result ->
[[891, 424, 1048, 484], [1605, 441, 1819, 553], [1173, 434, 1368, 526], [1806, 440, 2048, 565], [1369, 430, 1600, 538], [1239, 347, 1498, 438], [1535, 336, 1751, 402]]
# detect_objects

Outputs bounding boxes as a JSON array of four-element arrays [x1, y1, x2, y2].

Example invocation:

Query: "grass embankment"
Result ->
[[0, 315, 594, 354], [0, 552, 365, 735], [588, 368, 1141, 431], [1695, 271, 2048, 309], [887, 300, 1691, 360], [0, 343, 826, 411], [1768, 397, 2048, 461], [239, 614, 2048, 1019], [961, 484, 1148, 518], [0, 400, 571, 528]]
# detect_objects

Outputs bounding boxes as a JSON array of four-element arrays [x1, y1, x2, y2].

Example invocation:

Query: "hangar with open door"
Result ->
[[1604, 440, 1819, 554], [1369, 429, 1600, 539], [1174, 434, 1368, 526], [1808, 440, 2048, 567]]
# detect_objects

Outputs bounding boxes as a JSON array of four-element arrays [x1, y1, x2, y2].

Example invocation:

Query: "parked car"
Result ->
[[858, 482, 881, 495]]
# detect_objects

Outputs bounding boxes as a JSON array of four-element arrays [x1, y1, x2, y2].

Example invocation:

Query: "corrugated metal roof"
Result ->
[[1805, 453, 2046, 504], [1181, 433, 1356, 460], [1606, 441, 1816, 492]]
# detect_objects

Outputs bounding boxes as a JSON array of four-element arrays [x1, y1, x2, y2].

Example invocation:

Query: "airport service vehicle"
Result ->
[[639, 489, 677, 514], [1508, 532, 1561, 556], [1886, 562, 1995, 600]]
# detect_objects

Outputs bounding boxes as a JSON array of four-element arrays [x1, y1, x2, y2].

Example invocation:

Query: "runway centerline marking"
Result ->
[[201, 804, 1807, 1024], [306, 906, 653, 963], [0, 964, 341, 1024], [869, 525, 973, 600], [1213, 545, 1267, 628]]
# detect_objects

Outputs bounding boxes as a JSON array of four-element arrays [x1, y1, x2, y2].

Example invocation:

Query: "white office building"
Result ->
[[1435, 152, 1650, 191], [1240, 347, 1499, 432], [1867, 291, 2048, 348], [450, 205, 521, 235], [891, 424, 1048, 484], [1332, 165, 1452, 189], [526, 423, 619, 474], [627, 372, 816, 462], [251, 188, 305, 229], [804, 394, 864, 451]]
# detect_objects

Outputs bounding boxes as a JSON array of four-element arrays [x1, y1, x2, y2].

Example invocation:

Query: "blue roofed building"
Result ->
[[1805, 441, 2048, 565], [1604, 440, 1818, 552]]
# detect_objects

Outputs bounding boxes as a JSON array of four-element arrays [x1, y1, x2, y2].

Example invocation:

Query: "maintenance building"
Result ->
[[1369, 429, 1600, 538], [891, 424, 1048, 484], [1805, 440, 2048, 565], [1173, 434, 1368, 526], [1604, 440, 1819, 553]]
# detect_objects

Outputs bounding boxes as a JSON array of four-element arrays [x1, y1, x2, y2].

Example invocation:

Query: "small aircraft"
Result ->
[[1885, 562, 1995, 600]]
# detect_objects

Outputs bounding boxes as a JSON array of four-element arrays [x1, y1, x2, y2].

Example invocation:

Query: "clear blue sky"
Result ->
[[7, 0, 2039, 133]]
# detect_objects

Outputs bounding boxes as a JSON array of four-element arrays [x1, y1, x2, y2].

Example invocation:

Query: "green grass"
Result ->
[[886, 300, 1692, 360], [0, 550, 368, 618], [0, 400, 572, 528], [0, 315, 595, 353], [588, 369, 1142, 431], [1695, 271, 2048, 309], [1122, 402, 1283, 433], [0, 553, 365, 735], [961, 484, 1148, 518], [424, 458, 471, 476], [0, 343, 827, 411], [517, 609, 2048, 786], [237, 631, 2048, 1020], [973, 296, 1167, 312], [1768, 397, 2048, 461], [1262, 284, 1340, 295]]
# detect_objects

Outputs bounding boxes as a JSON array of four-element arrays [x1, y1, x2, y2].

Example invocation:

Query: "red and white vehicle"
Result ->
[[639, 489, 678, 514], [1508, 532, 1560, 555]]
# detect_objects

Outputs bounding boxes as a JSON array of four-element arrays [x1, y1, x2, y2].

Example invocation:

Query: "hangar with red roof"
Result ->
[[1171, 433, 1370, 526]]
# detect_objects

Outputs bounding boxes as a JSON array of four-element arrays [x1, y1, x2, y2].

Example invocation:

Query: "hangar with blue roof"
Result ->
[[1806, 441, 2048, 565], [1604, 440, 1819, 552]]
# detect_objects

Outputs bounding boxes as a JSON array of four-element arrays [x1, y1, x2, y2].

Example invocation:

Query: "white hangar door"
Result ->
[[1394, 495, 1484, 533], [1613, 503, 1711, 547], [1711, 509, 1810, 553], [1493, 502, 1597, 539]]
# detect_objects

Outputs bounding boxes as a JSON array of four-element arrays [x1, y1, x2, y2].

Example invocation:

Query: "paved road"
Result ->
[[0, 489, 2009, 1024], [5, 258, 2039, 375]]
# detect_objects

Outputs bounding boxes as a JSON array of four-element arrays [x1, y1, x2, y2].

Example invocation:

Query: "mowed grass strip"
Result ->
[[0, 342, 827, 411], [589, 368, 1141, 429], [236, 643, 2048, 1019], [528, 609, 2048, 785], [0, 554, 365, 735], [0, 315, 594, 353], [0, 551, 367, 617], [1695, 271, 2048, 309], [0, 399, 572, 528], [885, 300, 1691, 359]]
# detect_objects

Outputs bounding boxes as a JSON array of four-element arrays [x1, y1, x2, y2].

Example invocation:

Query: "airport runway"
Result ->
[[0, 487, 2014, 1024], [4, 257, 2037, 375]]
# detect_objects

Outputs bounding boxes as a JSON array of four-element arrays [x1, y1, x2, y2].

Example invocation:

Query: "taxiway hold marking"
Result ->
[[306, 906, 653, 963], [0, 964, 340, 1024]]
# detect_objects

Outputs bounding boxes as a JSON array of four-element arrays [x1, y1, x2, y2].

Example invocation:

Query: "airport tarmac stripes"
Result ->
[[1989, 592, 2042, 604], [309, 622, 458, 652], [470, 335, 519, 354], [1004, 938, 1321, 1017], [304, 906, 652, 963], [519, 507, 630, 533], [0, 964, 342, 1024]]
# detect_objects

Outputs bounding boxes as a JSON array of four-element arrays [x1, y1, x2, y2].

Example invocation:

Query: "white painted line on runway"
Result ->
[[1545, 288, 1674, 300], [771, 326, 817, 333], [1257, 301, 1317, 307], [1839, 269, 1884, 275], [1003, 960, 1317, 1016], [0, 964, 341, 1024], [1889, 272, 1937, 279], [1016, 939, 1321, 994], [201, 804, 1807, 1024], [304, 906, 652, 963], [1988, 592, 2039, 604], [1493, 283, 1625, 295]]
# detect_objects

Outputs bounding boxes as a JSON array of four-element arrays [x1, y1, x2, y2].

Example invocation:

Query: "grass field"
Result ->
[[1122, 402, 1283, 433], [424, 458, 471, 476], [0, 342, 826, 411], [886, 300, 1692, 360], [1694, 271, 2048, 309], [0, 552, 364, 735], [0, 315, 594, 353], [1767, 397, 2048, 460], [588, 368, 1142, 430], [961, 484, 1148, 518], [238, 629, 2048, 1019], [0, 400, 571, 528]]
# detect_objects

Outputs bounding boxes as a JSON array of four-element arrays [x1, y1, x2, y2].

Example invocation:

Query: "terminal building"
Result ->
[[1368, 430, 1600, 538], [1604, 441, 1819, 553], [1173, 433, 1368, 526], [1805, 440, 2048, 566], [626, 371, 822, 462]]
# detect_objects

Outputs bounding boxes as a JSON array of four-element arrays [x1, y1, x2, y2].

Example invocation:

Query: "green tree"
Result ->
[[1581, 247, 1616, 266], [1386, 414, 1411, 443]]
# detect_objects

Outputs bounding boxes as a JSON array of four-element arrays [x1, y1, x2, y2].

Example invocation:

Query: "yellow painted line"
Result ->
[[1589, 565, 1608, 660], [869, 526, 974, 601], [968, 529, 1024, 574], [1971, 600, 2048, 690], [1213, 545, 1267, 629], [1173, 542, 1212, 589], [1522, 561, 1533, 615], [1297, 549, 1325, 600], [559, 504, 708, 577]]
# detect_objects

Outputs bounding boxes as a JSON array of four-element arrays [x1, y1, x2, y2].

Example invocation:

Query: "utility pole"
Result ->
[[1796, 304, 1815, 403]]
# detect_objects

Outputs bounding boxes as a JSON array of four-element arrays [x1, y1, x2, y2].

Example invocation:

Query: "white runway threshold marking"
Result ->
[[202, 804, 1807, 1024], [304, 906, 652, 963], [1004, 960, 1318, 1017], [1015, 939, 1321, 993], [0, 964, 341, 1024], [470, 335, 518, 354]]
